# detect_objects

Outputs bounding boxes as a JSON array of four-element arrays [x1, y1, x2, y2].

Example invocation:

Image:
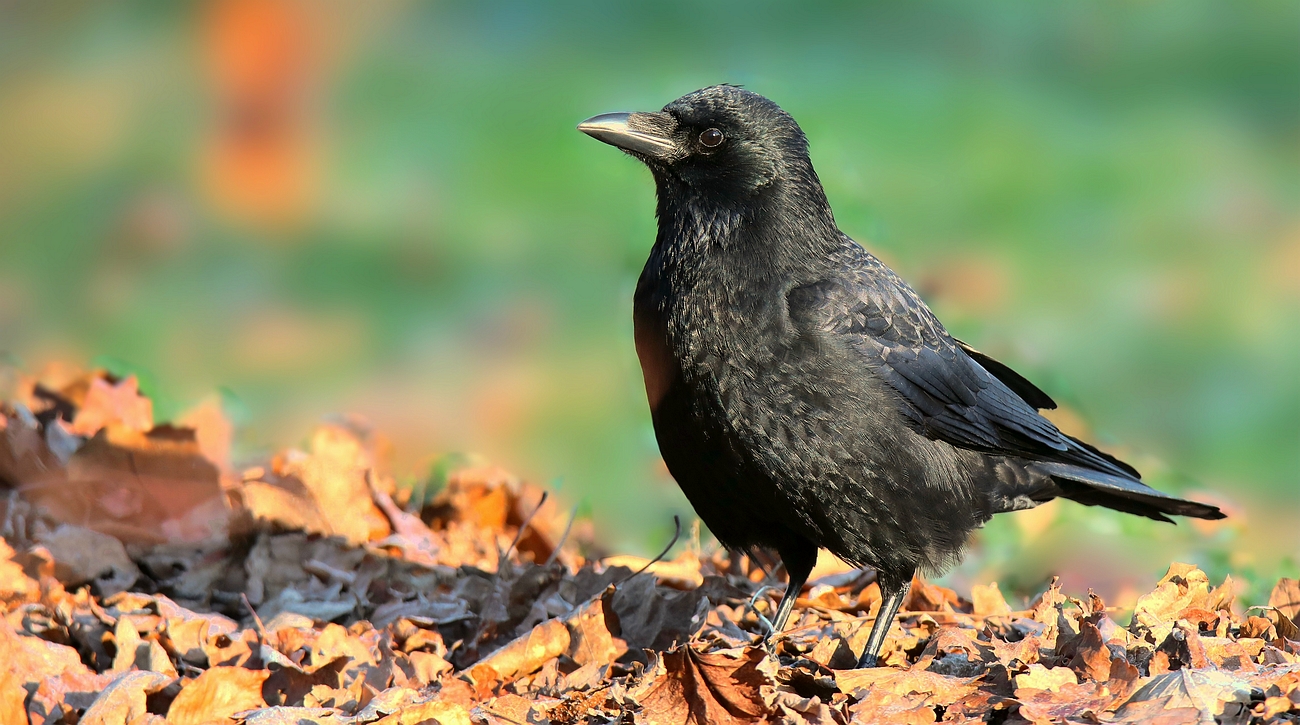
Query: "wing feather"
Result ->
[[793, 239, 1128, 476]]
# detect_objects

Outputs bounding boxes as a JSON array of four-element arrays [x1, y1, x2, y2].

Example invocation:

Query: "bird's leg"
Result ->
[[855, 580, 911, 668], [763, 539, 817, 651], [770, 563, 811, 636]]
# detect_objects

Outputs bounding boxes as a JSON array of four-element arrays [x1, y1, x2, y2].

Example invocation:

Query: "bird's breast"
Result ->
[[633, 303, 678, 414]]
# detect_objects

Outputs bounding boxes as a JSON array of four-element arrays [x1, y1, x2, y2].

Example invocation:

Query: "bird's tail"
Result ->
[[1035, 461, 1224, 523]]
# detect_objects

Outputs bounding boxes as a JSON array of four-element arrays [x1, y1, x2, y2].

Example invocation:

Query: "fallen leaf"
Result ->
[[264, 425, 392, 545], [80, 670, 173, 725], [38, 524, 141, 593], [1270, 578, 1300, 622], [1013, 664, 1077, 694], [1114, 668, 1253, 722], [469, 618, 570, 686], [1068, 620, 1115, 682], [168, 666, 271, 725], [991, 633, 1042, 667], [837, 667, 978, 703], [178, 395, 234, 471], [971, 582, 1012, 616], [1, 616, 96, 683], [70, 376, 153, 437], [473, 693, 559, 725], [1130, 563, 1212, 642], [237, 706, 340, 725], [0, 538, 37, 604], [635, 646, 770, 725], [373, 699, 471, 725], [1015, 681, 1125, 724], [564, 591, 627, 667], [903, 574, 964, 613], [0, 669, 27, 725], [610, 575, 707, 652]]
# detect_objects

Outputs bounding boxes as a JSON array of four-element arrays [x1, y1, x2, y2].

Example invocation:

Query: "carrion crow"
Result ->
[[578, 85, 1224, 667]]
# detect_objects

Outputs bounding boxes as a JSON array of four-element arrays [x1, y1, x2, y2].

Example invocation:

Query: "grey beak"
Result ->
[[578, 111, 678, 158]]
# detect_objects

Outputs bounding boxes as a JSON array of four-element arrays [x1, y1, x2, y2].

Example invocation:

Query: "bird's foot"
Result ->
[[744, 585, 779, 652], [855, 652, 879, 668]]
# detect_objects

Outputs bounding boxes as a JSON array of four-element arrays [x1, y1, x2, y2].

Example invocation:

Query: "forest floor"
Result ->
[[2, 367, 1298, 724]]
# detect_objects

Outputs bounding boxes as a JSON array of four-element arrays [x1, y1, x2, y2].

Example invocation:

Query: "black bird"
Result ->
[[578, 85, 1224, 668]]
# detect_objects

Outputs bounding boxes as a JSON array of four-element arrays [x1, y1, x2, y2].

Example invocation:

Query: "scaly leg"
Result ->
[[856, 580, 911, 668], [765, 538, 818, 647]]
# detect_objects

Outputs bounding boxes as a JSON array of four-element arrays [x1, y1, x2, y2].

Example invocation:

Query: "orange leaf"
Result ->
[[70, 376, 153, 436], [1269, 578, 1300, 622], [167, 667, 270, 725], [636, 646, 770, 725]]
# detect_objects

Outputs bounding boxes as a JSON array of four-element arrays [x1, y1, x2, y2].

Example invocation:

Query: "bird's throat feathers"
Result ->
[[651, 164, 839, 276]]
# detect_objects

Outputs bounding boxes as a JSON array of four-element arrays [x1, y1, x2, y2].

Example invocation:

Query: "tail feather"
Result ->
[[1037, 461, 1225, 522]]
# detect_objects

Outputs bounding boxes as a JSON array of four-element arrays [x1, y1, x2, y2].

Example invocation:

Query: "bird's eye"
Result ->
[[699, 128, 724, 148]]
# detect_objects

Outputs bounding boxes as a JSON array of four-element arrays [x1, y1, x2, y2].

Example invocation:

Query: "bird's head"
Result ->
[[579, 85, 816, 203]]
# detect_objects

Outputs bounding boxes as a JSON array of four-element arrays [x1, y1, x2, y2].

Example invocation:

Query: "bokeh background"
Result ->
[[1, 1, 1296, 605]]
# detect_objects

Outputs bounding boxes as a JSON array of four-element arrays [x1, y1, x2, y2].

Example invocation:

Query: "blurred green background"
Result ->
[[1, 1, 1296, 604]]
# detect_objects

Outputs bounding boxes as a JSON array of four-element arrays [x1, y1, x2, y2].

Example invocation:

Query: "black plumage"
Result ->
[[578, 85, 1224, 667]]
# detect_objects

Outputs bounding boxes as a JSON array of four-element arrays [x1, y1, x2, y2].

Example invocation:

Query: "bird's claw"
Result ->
[[744, 585, 779, 652]]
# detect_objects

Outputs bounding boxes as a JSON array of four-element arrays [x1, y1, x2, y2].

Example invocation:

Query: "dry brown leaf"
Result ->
[[1199, 636, 1258, 672], [110, 617, 144, 673], [837, 667, 978, 704], [168, 666, 271, 725], [971, 582, 1012, 616], [564, 592, 627, 667], [0, 669, 28, 725], [70, 375, 153, 436], [1114, 669, 1254, 722], [473, 693, 560, 725], [262, 656, 350, 708], [368, 483, 445, 569], [264, 425, 392, 545], [431, 467, 514, 531], [609, 575, 707, 652], [1, 616, 96, 684], [1013, 664, 1077, 694], [236, 707, 340, 725], [1270, 608, 1300, 642], [80, 670, 173, 725], [635, 646, 771, 725], [1030, 577, 1066, 634], [26, 427, 227, 546], [991, 633, 1042, 667], [1015, 681, 1124, 724], [1270, 578, 1300, 622], [163, 610, 240, 668], [373, 699, 471, 725], [769, 690, 839, 725], [178, 395, 234, 471], [403, 651, 452, 685], [841, 667, 984, 723], [229, 480, 330, 535], [39, 523, 141, 593], [0, 537, 38, 604], [846, 693, 938, 724], [1069, 620, 1115, 682], [903, 574, 964, 613], [1130, 563, 1211, 641], [469, 617, 570, 686]]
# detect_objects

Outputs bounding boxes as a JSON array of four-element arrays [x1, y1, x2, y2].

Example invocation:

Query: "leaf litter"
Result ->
[[1, 365, 1298, 724]]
